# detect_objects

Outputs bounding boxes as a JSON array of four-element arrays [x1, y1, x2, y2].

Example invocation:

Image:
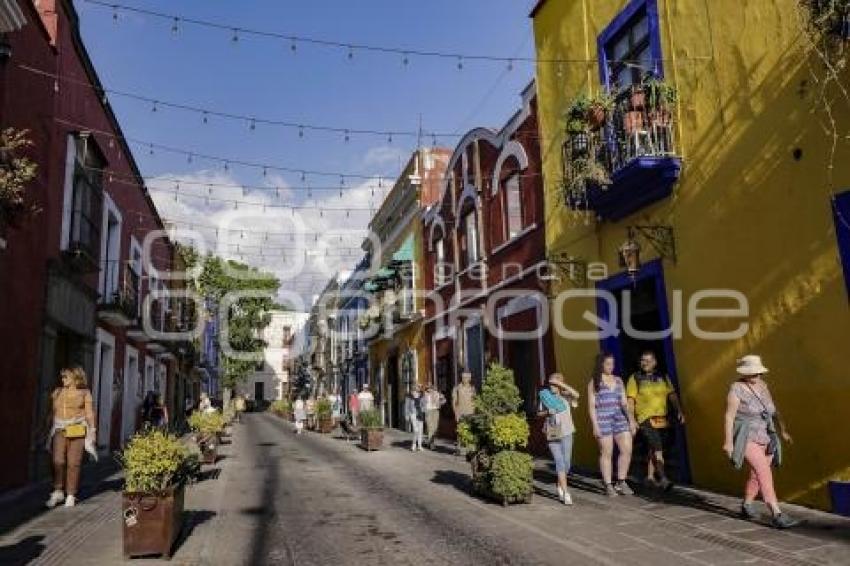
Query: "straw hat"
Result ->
[[736, 355, 769, 376], [548, 374, 569, 390]]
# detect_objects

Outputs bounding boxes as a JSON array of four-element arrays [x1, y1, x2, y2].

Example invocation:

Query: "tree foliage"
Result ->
[[178, 245, 280, 388], [0, 128, 39, 225]]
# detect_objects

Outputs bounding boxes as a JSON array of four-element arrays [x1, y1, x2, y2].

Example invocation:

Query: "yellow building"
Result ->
[[531, 0, 850, 508], [364, 148, 450, 428]]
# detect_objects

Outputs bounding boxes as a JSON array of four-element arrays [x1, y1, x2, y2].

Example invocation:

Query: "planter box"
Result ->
[[318, 416, 334, 434], [122, 486, 185, 559], [197, 436, 217, 464], [360, 428, 384, 451], [829, 481, 850, 517]]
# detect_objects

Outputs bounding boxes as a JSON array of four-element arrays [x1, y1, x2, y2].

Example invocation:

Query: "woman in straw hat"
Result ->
[[539, 373, 580, 505], [723, 355, 797, 529]]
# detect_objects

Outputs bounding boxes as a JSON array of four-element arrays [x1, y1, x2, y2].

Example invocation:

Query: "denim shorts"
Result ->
[[548, 433, 574, 474]]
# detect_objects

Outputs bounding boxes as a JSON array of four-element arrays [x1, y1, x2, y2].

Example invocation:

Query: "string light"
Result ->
[[249, 118, 256, 131], [457, 56, 463, 70], [202, 111, 209, 124], [231, 28, 239, 43], [171, 17, 179, 34]]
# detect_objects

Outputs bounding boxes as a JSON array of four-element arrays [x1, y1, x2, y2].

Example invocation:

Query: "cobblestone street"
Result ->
[[1, 413, 848, 565]]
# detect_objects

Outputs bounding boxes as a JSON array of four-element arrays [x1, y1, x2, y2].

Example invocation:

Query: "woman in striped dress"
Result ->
[[587, 352, 637, 497]]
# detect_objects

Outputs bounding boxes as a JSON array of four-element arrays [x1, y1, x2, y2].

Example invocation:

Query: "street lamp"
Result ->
[[619, 228, 641, 278]]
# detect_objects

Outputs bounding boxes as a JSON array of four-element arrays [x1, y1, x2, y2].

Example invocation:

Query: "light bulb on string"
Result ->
[[432, 134, 437, 147], [275, 188, 280, 199], [149, 144, 154, 156], [298, 126, 304, 139], [223, 161, 229, 172], [402, 53, 409, 66], [187, 152, 193, 164], [387, 133, 393, 144], [340, 175, 345, 187], [234, 201, 239, 210], [290, 37, 297, 53], [231, 28, 240, 43], [112, 6, 118, 23], [344, 130, 350, 143], [151, 100, 158, 113], [507, 59, 514, 72], [457, 56, 464, 70], [242, 186, 247, 197], [378, 177, 383, 188], [262, 167, 267, 178], [171, 17, 179, 34], [249, 118, 256, 131], [300, 171, 306, 182], [347, 45, 354, 60]]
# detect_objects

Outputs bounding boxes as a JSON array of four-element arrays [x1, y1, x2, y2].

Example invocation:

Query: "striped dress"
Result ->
[[594, 377, 630, 437]]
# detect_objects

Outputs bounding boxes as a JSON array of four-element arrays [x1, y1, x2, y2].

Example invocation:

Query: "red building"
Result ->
[[421, 81, 554, 451], [0, 0, 185, 491]]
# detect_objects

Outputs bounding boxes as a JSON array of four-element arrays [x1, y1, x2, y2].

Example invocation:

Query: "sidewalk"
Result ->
[[0, 434, 236, 566], [383, 428, 850, 565]]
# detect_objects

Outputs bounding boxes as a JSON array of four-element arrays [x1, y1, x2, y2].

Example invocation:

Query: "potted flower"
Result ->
[[458, 363, 533, 506], [188, 410, 225, 464], [359, 408, 384, 451], [829, 471, 850, 517], [316, 398, 334, 433], [120, 429, 194, 559], [565, 95, 591, 157], [586, 92, 614, 130]]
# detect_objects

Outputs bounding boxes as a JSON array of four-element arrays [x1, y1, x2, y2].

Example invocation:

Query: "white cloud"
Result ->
[[362, 145, 410, 171], [148, 168, 377, 307]]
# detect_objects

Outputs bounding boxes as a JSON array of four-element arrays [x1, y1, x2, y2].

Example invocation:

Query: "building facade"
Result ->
[[421, 83, 552, 449], [0, 0, 188, 491], [235, 310, 308, 405], [363, 148, 450, 429], [531, 0, 850, 508]]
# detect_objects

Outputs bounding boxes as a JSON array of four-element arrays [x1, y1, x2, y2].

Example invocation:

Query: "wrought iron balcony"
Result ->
[[563, 83, 682, 221], [97, 261, 139, 327]]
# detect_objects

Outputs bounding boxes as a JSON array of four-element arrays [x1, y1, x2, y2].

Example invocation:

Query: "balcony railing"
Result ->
[[97, 261, 139, 326], [563, 82, 682, 221]]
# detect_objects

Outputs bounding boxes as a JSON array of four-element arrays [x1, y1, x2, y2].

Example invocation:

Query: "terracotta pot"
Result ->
[[122, 486, 185, 559], [587, 105, 607, 130], [648, 108, 671, 127], [360, 428, 384, 451], [623, 111, 644, 135], [318, 416, 334, 434], [629, 87, 646, 110]]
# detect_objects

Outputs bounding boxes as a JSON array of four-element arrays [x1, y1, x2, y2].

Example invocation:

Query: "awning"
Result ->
[[391, 234, 414, 263], [0, 0, 26, 33]]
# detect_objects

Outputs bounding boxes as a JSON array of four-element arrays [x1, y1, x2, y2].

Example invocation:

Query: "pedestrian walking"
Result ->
[[423, 384, 445, 449], [587, 352, 636, 497], [723, 355, 798, 529], [234, 394, 246, 423], [348, 389, 360, 426], [44, 367, 97, 508], [626, 351, 685, 490], [328, 388, 342, 424], [539, 374, 580, 505], [405, 387, 426, 451], [305, 397, 316, 430], [452, 371, 476, 455], [357, 385, 374, 413], [294, 398, 306, 434]]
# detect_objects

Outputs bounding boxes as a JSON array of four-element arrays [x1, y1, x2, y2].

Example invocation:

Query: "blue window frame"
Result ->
[[832, 191, 850, 300], [597, 0, 664, 90]]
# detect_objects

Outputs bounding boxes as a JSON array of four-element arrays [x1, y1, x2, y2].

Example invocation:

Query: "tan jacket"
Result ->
[[452, 383, 475, 419], [52, 388, 95, 426]]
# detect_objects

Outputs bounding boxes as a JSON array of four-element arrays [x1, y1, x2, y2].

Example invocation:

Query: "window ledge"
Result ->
[[490, 223, 538, 256], [457, 260, 486, 279]]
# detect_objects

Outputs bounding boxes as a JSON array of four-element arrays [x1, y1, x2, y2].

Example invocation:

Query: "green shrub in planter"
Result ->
[[121, 429, 193, 493], [188, 410, 225, 436], [359, 408, 382, 429], [316, 398, 333, 419], [270, 399, 291, 415], [489, 450, 534, 502], [490, 414, 529, 451], [456, 419, 476, 450]]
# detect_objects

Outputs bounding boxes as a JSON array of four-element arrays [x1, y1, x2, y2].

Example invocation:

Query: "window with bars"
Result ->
[[68, 135, 105, 261], [598, 0, 663, 90]]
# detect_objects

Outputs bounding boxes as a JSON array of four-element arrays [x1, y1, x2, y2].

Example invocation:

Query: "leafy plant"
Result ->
[[565, 94, 591, 134], [0, 128, 39, 226], [490, 414, 530, 451], [563, 157, 612, 204], [641, 76, 678, 109], [474, 363, 523, 417], [316, 398, 333, 419], [488, 450, 534, 500], [270, 399, 292, 414], [120, 429, 192, 493], [188, 410, 225, 436], [456, 419, 476, 449], [359, 408, 382, 429]]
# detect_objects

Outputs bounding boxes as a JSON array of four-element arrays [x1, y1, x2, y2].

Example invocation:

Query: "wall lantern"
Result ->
[[619, 225, 677, 278]]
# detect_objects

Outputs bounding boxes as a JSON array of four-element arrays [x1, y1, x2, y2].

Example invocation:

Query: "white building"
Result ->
[[236, 310, 308, 403]]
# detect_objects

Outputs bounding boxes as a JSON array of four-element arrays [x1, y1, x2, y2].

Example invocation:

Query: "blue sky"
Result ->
[[77, 0, 538, 304]]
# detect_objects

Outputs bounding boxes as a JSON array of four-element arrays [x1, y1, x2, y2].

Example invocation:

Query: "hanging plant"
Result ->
[[641, 76, 678, 110], [587, 92, 615, 129], [0, 128, 39, 228]]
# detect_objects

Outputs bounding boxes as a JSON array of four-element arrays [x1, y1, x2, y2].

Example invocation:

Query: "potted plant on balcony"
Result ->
[[565, 95, 591, 157], [188, 410, 225, 464], [458, 363, 533, 506], [120, 429, 194, 559], [642, 75, 678, 128], [316, 398, 335, 433], [829, 471, 850, 517], [359, 408, 384, 451], [586, 92, 614, 130]]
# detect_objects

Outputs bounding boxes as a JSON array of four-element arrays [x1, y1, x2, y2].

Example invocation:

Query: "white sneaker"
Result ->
[[46, 490, 64, 508], [64, 494, 76, 507], [562, 490, 573, 506], [557, 485, 564, 501], [411, 445, 416, 452]]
